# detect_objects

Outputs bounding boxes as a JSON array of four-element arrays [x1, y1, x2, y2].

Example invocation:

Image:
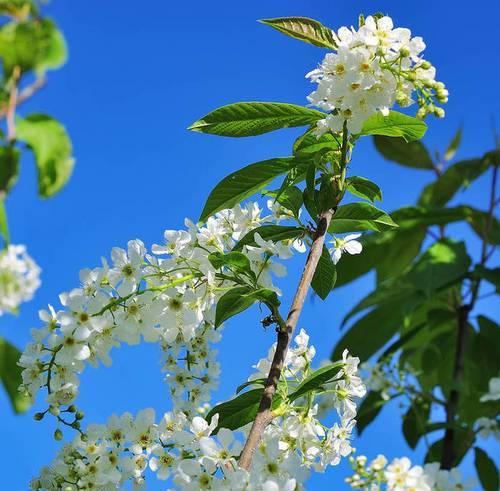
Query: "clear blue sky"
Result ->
[[1, 1, 498, 489]]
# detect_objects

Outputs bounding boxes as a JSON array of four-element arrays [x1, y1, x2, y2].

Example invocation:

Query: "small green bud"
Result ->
[[434, 107, 445, 118], [416, 107, 427, 119], [54, 429, 63, 441], [34, 412, 45, 421], [49, 406, 60, 417], [80, 433, 88, 443], [406, 71, 417, 82], [67, 405, 77, 413], [433, 81, 445, 90], [399, 46, 410, 58], [72, 421, 81, 430], [420, 60, 432, 70], [75, 411, 84, 420]]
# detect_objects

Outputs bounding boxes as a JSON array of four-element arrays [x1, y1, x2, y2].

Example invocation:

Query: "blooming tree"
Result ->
[[0, 0, 73, 412], [17, 12, 497, 491]]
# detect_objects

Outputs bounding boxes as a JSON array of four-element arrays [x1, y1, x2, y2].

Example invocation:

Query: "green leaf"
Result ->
[[0, 18, 67, 76], [474, 265, 500, 293], [259, 16, 336, 49], [208, 251, 251, 271], [419, 158, 489, 207], [465, 207, 500, 245], [215, 287, 280, 327], [346, 176, 382, 203], [233, 225, 305, 251], [475, 448, 499, 491], [0, 337, 31, 413], [235, 378, 266, 394], [329, 202, 398, 233], [391, 205, 470, 228], [444, 126, 463, 162], [288, 361, 344, 402], [311, 246, 337, 300], [356, 391, 387, 435], [16, 114, 74, 198], [0, 0, 38, 18], [402, 399, 431, 449], [0, 144, 20, 194], [188, 102, 324, 137], [0, 198, 9, 245], [206, 388, 281, 432], [406, 240, 471, 298], [293, 129, 340, 157], [360, 111, 427, 142], [265, 186, 303, 219], [373, 135, 434, 169], [199, 157, 296, 222]]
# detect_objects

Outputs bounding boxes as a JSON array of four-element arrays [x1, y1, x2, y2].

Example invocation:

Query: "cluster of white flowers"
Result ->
[[18, 201, 305, 425], [0, 243, 41, 315], [347, 454, 474, 491], [31, 329, 366, 490], [306, 15, 448, 134]]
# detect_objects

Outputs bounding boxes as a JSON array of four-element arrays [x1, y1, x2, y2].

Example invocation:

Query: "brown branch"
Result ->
[[6, 66, 21, 141], [238, 123, 349, 470], [0, 75, 46, 121], [238, 208, 334, 469]]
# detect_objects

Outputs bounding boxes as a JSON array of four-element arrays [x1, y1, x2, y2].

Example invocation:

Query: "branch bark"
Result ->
[[0, 75, 46, 121], [238, 208, 334, 469]]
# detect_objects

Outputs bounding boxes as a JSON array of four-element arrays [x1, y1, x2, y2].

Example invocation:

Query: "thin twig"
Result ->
[[0, 75, 46, 121], [6, 66, 21, 141]]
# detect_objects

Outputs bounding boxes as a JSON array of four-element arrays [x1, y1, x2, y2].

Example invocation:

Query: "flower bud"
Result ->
[[72, 421, 81, 430], [49, 405, 60, 417], [406, 71, 417, 82], [67, 405, 77, 413], [420, 60, 432, 70], [34, 412, 45, 421], [416, 107, 427, 119], [399, 46, 410, 58], [75, 411, 84, 420], [54, 429, 63, 441], [434, 107, 445, 118]]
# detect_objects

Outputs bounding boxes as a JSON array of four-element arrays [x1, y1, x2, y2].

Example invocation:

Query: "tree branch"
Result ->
[[0, 75, 46, 121], [238, 123, 349, 470]]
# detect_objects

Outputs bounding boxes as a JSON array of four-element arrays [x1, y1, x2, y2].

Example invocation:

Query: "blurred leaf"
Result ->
[[188, 102, 323, 137], [329, 202, 398, 234], [356, 391, 387, 435], [346, 176, 382, 203], [474, 447, 499, 491], [0, 0, 38, 18], [474, 265, 500, 293], [0, 144, 19, 194], [402, 399, 431, 449], [419, 158, 489, 207], [465, 207, 500, 245], [259, 16, 336, 48], [406, 240, 471, 298], [0, 18, 66, 76], [0, 337, 31, 413], [360, 111, 427, 142], [17, 113, 74, 198], [311, 246, 337, 300], [391, 205, 470, 228], [424, 429, 475, 466], [374, 135, 434, 169], [444, 126, 463, 161]]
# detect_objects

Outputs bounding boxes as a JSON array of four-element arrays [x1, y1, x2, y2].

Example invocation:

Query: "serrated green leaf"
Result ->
[[189, 102, 324, 137], [215, 287, 280, 327], [17, 114, 74, 198], [360, 111, 427, 142], [346, 176, 382, 203], [233, 225, 305, 251], [373, 135, 434, 169], [329, 202, 398, 233], [311, 246, 337, 300], [0, 337, 31, 413], [235, 378, 266, 394], [259, 16, 336, 49], [199, 157, 296, 222], [475, 448, 499, 491]]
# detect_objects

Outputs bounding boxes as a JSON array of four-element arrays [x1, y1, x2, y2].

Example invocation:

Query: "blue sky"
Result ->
[[1, 0, 499, 489]]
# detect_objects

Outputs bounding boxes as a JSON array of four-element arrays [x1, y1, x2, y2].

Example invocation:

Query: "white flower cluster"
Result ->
[[0, 243, 41, 315], [347, 454, 474, 491], [31, 329, 366, 490], [19, 202, 304, 424], [306, 15, 448, 134]]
